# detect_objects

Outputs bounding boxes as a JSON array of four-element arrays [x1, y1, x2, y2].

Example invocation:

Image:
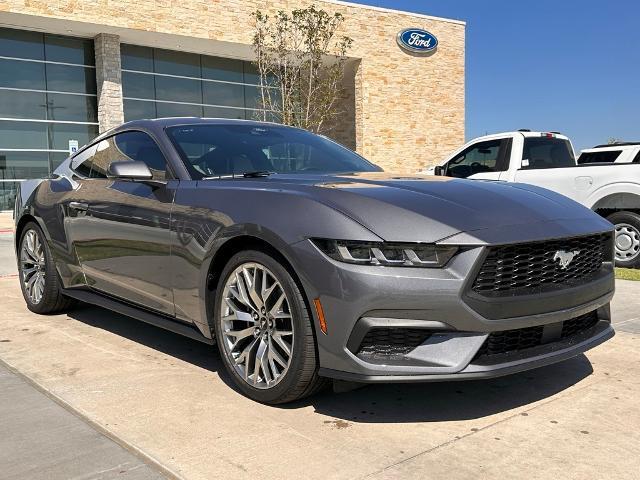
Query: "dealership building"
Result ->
[[0, 0, 465, 210]]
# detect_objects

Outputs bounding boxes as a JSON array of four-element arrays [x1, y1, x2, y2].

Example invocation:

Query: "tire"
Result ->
[[18, 222, 77, 314], [213, 250, 326, 404], [608, 211, 640, 268]]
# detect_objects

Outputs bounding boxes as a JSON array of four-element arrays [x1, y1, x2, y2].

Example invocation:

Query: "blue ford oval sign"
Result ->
[[397, 28, 438, 54]]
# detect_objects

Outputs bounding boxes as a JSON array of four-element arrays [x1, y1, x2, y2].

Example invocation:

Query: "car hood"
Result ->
[[203, 172, 611, 243]]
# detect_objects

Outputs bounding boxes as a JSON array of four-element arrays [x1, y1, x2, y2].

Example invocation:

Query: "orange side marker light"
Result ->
[[313, 298, 328, 335]]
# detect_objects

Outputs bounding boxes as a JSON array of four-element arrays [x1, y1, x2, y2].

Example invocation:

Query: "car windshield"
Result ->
[[521, 137, 575, 169], [166, 124, 382, 179]]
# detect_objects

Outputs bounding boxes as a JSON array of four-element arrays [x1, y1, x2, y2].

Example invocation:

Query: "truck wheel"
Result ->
[[608, 211, 640, 268]]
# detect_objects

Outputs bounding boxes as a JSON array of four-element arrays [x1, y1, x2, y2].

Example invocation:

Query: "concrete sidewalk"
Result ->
[[0, 362, 166, 479], [0, 276, 639, 479]]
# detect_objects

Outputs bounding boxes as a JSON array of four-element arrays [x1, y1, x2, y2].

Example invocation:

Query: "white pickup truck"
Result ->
[[428, 130, 640, 267]]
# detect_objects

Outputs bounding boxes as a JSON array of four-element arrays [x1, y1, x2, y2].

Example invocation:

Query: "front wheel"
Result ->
[[213, 250, 326, 404], [608, 211, 640, 268]]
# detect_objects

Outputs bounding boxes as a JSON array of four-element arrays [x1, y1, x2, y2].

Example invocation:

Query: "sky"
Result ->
[[354, 0, 639, 152]]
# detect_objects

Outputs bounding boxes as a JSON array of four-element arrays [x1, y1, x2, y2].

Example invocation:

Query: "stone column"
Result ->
[[94, 33, 124, 133]]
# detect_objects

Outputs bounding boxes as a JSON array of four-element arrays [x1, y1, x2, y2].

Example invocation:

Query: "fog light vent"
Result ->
[[357, 328, 432, 360]]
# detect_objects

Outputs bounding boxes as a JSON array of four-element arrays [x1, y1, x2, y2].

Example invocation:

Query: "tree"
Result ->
[[252, 6, 353, 134]]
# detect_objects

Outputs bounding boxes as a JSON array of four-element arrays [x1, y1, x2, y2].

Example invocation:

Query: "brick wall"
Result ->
[[0, 0, 465, 172], [94, 33, 124, 133]]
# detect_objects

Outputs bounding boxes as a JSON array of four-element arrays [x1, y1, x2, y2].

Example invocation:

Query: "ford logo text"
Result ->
[[397, 28, 438, 54]]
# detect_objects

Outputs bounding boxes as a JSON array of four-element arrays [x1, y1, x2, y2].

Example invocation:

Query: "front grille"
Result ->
[[475, 311, 599, 358], [472, 233, 610, 297], [356, 328, 431, 359]]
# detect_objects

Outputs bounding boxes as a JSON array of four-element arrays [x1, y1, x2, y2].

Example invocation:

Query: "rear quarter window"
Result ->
[[577, 150, 621, 164]]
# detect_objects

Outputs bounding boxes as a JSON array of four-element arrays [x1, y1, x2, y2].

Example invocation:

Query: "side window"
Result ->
[[633, 150, 640, 164], [445, 140, 502, 178], [114, 131, 168, 181], [87, 131, 168, 180], [70, 144, 97, 177], [577, 151, 621, 164]]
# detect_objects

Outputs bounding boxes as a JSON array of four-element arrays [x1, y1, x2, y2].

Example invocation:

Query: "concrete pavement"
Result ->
[[0, 274, 639, 479]]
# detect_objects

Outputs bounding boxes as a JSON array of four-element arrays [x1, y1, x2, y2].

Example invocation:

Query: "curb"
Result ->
[[0, 357, 186, 480], [0, 229, 14, 234]]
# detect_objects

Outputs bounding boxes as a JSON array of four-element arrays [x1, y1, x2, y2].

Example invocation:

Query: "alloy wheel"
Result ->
[[20, 229, 46, 304], [614, 223, 640, 263], [219, 262, 295, 389]]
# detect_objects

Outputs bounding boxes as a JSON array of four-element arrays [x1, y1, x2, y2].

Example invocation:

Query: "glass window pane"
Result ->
[[114, 131, 167, 180], [0, 151, 49, 179], [121, 44, 153, 72], [243, 62, 260, 85], [44, 34, 94, 65], [155, 76, 201, 104], [155, 102, 202, 118], [244, 85, 263, 109], [0, 59, 45, 90], [201, 56, 243, 83], [122, 71, 155, 99], [0, 181, 20, 210], [202, 81, 244, 108], [46, 93, 97, 123], [203, 106, 245, 120], [48, 123, 98, 151], [0, 121, 47, 149], [123, 99, 157, 121], [154, 48, 201, 77], [0, 28, 44, 60], [45, 64, 96, 94], [0, 89, 47, 119]]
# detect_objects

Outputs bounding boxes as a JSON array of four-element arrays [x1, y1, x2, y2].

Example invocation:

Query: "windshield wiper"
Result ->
[[202, 171, 274, 180]]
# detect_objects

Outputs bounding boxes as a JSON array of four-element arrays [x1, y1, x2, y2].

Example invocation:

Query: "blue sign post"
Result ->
[[396, 28, 438, 54]]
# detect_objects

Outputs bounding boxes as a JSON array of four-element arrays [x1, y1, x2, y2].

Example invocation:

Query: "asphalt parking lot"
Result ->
[[1, 214, 639, 479]]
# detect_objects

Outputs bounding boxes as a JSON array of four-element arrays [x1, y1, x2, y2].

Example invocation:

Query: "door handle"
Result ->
[[69, 201, 89, 212]]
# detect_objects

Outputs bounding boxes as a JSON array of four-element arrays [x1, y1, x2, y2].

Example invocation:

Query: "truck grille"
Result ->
[[474, 311, 599, 358], [356, 328, 431, 360], [472, 233, 611, 297]]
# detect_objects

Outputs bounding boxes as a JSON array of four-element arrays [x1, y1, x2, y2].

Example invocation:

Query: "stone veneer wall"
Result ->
[[94, 33, 124, 133], [0, 1, 465, 172]]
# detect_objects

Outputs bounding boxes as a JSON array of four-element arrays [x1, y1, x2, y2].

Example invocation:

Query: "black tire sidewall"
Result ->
[[213, 250, 316, 404], [608, 211, 640, 268]]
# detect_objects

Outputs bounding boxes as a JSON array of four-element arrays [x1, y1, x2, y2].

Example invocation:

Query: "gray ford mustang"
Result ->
[[14, 118, 615, 404]]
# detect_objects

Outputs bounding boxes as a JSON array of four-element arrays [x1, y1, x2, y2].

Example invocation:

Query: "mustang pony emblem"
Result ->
[[553, 250, 580, 269]]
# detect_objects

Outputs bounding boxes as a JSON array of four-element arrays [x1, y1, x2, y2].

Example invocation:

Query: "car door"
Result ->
[[75, 130, 177, 315], [442, 139, 511, 180]]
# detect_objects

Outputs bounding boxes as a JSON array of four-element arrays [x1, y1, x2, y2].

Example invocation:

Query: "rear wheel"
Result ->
[[608, 211, 640, 268], [18, 222, 76, 314], [213, 250, 326, 404]]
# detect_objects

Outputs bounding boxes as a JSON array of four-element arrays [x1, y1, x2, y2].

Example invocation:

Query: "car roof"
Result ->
[[589, 142, 640, 150], [118, 117, 283, 129]]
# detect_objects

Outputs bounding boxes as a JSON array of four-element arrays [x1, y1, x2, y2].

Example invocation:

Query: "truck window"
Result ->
[[577, 150, 621, 164], [521, 137, 575, 169], [445, 139, 508, 178]]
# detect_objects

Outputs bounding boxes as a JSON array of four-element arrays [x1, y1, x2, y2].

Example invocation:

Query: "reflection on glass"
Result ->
[[0, 181, 19, 211], [46, 93, 97, 123], [156, 102, 203, 118], [0, 121, 47, 149], [121, 44, 154, 72], [0, 59, 46, 90], [203, 106, 245, 120], [48, 123, 98, 151], [154, 48, 201, 77], [0, 151, 49, 179], [46, 64, 97, 94], [123, 99, 157, 121], [155, 75, 202, 104], [49, 151, 69, 172], [0, 89, 47, 119], [122, 71, 155, 99], [203, 81, 244, 107], [0, 28, 44, 60], [201, 56, 243, 83], [44, 34, 94, 65]]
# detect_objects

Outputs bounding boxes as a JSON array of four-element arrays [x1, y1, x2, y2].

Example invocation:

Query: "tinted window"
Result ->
[[114, 131, 168, 180], [166, 124, 380, 179], [633, 150, 640, 164], [577, 150, 621, 164], [522, 137, 575, 169], [71, 144, 97, 177], [445, 140, 503, 178]]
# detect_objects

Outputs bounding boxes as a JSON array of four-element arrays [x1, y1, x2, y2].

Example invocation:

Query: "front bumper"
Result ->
[[288, 237, 615, 382]]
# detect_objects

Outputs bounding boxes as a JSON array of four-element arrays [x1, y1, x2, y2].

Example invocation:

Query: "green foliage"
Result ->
[[252, 5, 353, 133], [616, 268, 640, 281]]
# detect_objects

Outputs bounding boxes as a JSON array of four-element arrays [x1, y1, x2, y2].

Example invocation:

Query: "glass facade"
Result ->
[[0, 27, 98, 210], [121, 44, 275, 122]]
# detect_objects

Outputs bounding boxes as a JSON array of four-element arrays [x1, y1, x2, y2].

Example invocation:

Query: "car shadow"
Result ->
[[67, 303, 595, 423]]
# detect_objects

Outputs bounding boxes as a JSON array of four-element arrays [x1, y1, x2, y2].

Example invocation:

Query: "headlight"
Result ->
[[311, 239, 458, 268]]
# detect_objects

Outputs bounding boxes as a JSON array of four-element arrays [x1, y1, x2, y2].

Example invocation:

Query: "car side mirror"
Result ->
[[433, 165, 444, 176], [108, 161, 153, 180]]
